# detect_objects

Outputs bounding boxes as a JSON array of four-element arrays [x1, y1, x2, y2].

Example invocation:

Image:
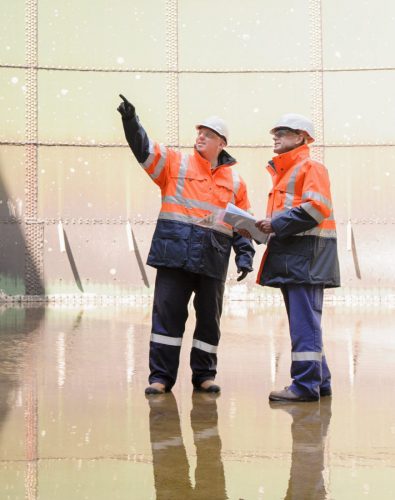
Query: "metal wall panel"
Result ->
[[0, 0, 394, 297]]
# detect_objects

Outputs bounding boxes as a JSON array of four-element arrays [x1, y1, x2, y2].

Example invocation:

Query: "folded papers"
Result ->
[[223, 203, 268, 244]]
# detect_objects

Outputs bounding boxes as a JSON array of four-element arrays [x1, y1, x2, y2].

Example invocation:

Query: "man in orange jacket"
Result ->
[[255, 113, 340, 402], [118, 95, 255, 395]]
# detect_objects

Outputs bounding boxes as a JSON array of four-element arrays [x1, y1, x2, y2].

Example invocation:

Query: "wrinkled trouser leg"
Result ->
[[281, 284, 330, 399], [190, 275, 225, 388], [149, 268, 194, 390]]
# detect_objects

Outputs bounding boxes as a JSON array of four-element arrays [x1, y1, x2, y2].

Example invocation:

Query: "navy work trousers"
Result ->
[[149, 267, 225, 390], [281, 284, 331, 399]]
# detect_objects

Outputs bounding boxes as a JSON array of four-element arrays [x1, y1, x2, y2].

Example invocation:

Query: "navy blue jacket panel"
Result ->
[[148, 219, 254, 282]]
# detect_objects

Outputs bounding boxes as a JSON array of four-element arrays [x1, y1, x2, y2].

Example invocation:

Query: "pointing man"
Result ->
[[118, 95, 255, 395]]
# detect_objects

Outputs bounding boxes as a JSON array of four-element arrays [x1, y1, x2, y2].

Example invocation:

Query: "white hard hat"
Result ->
[[196, 116, 229, 145], [271, 113, 315, 143]]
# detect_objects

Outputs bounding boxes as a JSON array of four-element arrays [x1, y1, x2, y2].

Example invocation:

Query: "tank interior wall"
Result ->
[[1, 0, 394, 297]]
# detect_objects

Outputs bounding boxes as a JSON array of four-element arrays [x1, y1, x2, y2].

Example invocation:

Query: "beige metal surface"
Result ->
[[0, 304, 394, 499], [1, 0, 395, 297]]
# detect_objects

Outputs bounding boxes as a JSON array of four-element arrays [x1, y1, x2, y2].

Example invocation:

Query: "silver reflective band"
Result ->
[[151, 145, 167, 179], [150, 333, 182, 347], [152, 436, 183, 451], [284, 163, 303, 209], [292, 351, 323, 362], [294, 443, 322, 452], [162, 195, 220, 214], [175, 153, 190, 197], [295, 228, 337, 238], [302, 190, 332, 210], [142, 138, 156, 169], [158, 212, 233, 236], [231, 170, 240, 204], [194, 426, 219, 442], [301, 201, 325, 223], [192, 339, 218, 354]]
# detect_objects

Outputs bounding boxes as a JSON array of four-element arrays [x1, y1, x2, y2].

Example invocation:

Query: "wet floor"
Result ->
[[0, 302, 394, 499]]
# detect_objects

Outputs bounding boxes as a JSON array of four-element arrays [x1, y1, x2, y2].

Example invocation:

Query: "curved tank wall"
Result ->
[[1, 0, 394, 299]]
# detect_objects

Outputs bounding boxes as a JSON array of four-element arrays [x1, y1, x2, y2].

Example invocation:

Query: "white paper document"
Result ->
[[223, 203, 268, 244]]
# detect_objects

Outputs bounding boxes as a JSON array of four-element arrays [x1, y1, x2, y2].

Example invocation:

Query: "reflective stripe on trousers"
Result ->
[[281, 284, 331, 398], [149, 267, 224, 389]]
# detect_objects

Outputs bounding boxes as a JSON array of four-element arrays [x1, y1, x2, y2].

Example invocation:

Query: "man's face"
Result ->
[[272, 128, 304, 155], [195, 127, 225, 161]]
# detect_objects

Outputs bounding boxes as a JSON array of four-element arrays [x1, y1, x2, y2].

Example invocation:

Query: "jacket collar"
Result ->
[[194, 147, 236, 169], [269, 144, 310, 175]]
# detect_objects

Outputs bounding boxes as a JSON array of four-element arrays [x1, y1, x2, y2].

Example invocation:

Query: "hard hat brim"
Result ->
[[196, 124, 227, 145]]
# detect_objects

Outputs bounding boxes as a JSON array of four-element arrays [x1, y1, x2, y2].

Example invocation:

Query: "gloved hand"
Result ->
[[237, 268, 250, 282], [117, 94, 136, 120]]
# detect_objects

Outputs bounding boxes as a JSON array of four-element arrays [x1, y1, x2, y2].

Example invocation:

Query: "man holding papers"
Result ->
[[254, 114, 340, 403]]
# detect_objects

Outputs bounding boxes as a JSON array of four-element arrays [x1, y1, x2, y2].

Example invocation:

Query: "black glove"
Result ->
[[237, 268, 250, 282], [117, 94, 136, 120]]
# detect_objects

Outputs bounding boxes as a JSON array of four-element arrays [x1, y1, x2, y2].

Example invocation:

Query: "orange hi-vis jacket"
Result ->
[[122, 115, 255, 281], [257, 144, 340, 288], [143, 139, 250, 235]]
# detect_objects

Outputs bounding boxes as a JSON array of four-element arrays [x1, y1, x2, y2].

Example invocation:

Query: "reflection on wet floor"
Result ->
[[0, 303, 394, 499]]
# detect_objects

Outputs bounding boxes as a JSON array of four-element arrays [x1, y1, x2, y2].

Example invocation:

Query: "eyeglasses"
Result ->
[[272, 128, 301, 139]]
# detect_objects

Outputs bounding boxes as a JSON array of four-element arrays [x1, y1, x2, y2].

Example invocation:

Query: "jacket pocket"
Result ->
[[148, 221, 190, 267], [265, 252, 310, 281], [215, 179, 234, 205], [174, 172, 208, 202], [201, 230, 232, 279]]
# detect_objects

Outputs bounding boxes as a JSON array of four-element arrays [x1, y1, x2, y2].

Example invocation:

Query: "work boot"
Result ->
[[145, 382, 166, 395], [194, 380, 221, 393], [320, 387, 332, 397], [269, 387, 319, 402]]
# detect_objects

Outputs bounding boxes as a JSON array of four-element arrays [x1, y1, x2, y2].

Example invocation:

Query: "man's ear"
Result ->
[[297, 134, 305, 146]]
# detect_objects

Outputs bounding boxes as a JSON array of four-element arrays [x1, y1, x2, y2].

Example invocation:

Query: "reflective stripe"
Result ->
[[162, 195, 220, 213], [158, 212, 233, 236], [284, 163, 304, 209], [292, 351, 322, 362], [194, 426, 219, 441], [175, 153, 190, 197], [231, 170, 240, 205], [272, 204, 334, 221], [192, 339, 218, 354], [142, 139, 156, 169], [294, 443, 323, 452], [295, 227, 337, 238], [302, 191, 332, 210], [151, 144, 167, 179], [301, 201, 325, 223], [152, 436, 183, 451], [150, 333, 182, 347], [158, 211, 202, 223]]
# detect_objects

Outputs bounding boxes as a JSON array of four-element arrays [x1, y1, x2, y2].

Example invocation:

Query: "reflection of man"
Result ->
[[255, 114, 340, 402], [118, 95, 254, 395], [148, 392, 227, 500], [271, 399, 332, 499]]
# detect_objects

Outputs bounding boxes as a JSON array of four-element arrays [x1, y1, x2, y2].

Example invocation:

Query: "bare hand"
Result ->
[[255, 218, 273, 234]]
